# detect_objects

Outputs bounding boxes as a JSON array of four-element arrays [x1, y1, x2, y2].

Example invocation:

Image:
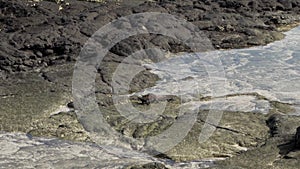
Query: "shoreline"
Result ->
[[1, 0, 300, 168]]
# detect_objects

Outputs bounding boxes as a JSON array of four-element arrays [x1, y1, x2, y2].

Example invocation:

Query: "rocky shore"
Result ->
[[0, 0, 300, 168]]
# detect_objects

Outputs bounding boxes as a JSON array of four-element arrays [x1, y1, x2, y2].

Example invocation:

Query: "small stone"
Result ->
[[24, 60, 34, 67], [17, 65, 26, 71], [215, 26, 225, 31], [26, 133, 33, 140], [225, 24, 235, 31], [35, 51, 43, 58], [45, 49, 54, 55]]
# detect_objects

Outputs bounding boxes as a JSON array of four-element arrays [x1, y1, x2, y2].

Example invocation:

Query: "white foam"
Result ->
[[141, 26, 300, 113], [181, 95, 270, 113]]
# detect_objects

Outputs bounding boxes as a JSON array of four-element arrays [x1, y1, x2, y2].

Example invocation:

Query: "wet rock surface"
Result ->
[[0, 0, 300, 168], [0, 132, 169, 168], [0, 132, 219, 169], [214, 116, 300, 169]]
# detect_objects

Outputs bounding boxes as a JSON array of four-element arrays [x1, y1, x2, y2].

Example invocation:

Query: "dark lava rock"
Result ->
[[67, 102, 74, 109], [138, 93, 177, 105], [296, 126, 300, 148], [266, 114, 282, 137], [126, 162, 169, 169], [0, 0, 299, 73], [266, 114, 300, 138]]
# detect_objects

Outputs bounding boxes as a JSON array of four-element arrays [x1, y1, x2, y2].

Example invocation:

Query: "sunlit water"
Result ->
[[142, 26, 300, 115]]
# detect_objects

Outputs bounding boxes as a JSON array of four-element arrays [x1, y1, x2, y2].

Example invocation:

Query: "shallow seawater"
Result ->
[[0, 132, 219, 168], [142, 26, 300, 115]]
